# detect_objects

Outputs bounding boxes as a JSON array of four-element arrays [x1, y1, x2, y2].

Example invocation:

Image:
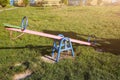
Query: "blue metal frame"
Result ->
[[88, 35, 96, 45], [52, 34, 74, 62], [21, 16, 28, 31], [10, 0, 14, 6]]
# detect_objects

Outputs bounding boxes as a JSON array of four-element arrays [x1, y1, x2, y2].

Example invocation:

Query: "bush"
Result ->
[[61, 0, 68, 5], [0, 0, 9, 7], [97, 0, 102, 5], [23, 0, 29, 6], [35, 0, 44, 7]]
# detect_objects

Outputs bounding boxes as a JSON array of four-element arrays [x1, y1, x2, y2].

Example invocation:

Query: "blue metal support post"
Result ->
[[10, 0, 14, 6], [52, 34, 74, 62]]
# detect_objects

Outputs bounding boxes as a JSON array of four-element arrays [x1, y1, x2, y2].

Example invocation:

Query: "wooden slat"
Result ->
[[6, 28, 91, 46]]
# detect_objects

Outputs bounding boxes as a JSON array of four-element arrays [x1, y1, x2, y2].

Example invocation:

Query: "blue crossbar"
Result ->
[[52, 34, 74, 62]]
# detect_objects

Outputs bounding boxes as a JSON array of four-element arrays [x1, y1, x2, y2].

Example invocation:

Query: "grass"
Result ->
[[0, 6, 120, 80]]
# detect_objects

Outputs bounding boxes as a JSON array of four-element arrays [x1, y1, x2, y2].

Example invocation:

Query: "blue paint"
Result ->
[[10, 0, 14, 6], [30, 0, 36, 5], [21, 16, 28, 31], [87, 35, 96, 46], [52, 34, 74, 62]]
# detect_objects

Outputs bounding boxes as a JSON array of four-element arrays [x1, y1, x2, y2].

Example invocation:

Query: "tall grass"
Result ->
[[0, 6, 120, 80]]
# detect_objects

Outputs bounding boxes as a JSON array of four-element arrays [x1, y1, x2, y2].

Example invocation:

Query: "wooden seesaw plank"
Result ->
[[6, 28, 91, 46]]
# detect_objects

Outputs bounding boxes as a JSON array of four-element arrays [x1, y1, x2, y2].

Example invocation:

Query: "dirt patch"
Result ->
[[41, 55, 56, 63], [13, 69, 32, 80], [115, 13, 120, 16], [14, 63, 22, 67], [41, 52, 74, 63]]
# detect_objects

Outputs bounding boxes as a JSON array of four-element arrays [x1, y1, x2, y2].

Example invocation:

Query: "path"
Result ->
[[0, 7, 19, 13]]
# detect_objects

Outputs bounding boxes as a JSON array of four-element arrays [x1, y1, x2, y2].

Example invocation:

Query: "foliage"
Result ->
[[85, 0, 92, 5], [0, 0, 9, 7], [23, 0, 29, 6], [97, 0, 102, 5], [35, 0, 44, 7], [61, 0, 68, 5]]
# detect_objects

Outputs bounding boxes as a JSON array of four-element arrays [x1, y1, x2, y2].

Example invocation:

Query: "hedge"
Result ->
[[0, 0, 9, 7]]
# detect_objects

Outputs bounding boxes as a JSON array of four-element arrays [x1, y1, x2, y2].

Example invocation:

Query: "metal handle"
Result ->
[[21, 16, 28, 31]]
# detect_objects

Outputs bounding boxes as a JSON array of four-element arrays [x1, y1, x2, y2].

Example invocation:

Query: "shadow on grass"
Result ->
[[84, 72, 90, 80], [0, 30, 120, 55], [43, 30, 120, 55], [0, 45, 52, 56], [96, 38, 120, 55]]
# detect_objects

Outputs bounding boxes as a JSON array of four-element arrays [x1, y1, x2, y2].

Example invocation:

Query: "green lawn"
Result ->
[[0, 6, 120, 80]]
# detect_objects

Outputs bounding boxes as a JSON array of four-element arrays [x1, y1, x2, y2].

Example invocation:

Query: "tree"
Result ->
[[0, 0, 9, 7], [97, 0, 102, 5], [61, 0, 68, 5], [23, 0, 29, 6]]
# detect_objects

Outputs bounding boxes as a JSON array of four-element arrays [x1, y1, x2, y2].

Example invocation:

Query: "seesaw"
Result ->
[[4, 17, 91, 46], [4, 16, 95, 62]]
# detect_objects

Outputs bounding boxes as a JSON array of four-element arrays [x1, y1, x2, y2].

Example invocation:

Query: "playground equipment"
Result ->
[[4, 16, 95, 62], [10, 0, 14, 6], [52, 34, 74, 62]]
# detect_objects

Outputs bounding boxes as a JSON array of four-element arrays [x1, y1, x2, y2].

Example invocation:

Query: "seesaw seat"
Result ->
[[3, 23, 21, 29]]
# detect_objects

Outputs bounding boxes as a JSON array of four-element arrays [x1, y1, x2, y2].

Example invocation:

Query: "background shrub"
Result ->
[[23, 0, 29, 6], [0, 0, 9, 7], [61, 0, 68, 5]]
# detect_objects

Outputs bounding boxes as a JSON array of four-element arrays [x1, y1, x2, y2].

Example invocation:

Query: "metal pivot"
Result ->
[[52, 34, 74, 62], [88, 35, 96, 46]]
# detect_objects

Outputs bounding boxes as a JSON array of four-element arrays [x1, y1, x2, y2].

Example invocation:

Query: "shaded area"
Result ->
[[43, 30, 120, 55], [96, 38, 120, 55], [64, 75, 69, 80], [0, 45, 52, 56], [0, 30, 120, 55], [84, 72, 90, 80]]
